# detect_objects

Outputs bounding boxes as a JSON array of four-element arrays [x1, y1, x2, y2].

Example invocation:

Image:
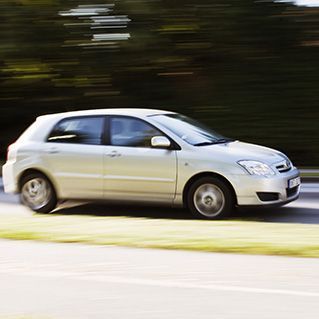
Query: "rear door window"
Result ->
[[47, 116, 104, 145]]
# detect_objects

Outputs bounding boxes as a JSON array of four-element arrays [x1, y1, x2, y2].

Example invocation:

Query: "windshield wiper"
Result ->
[[193, 141, 216, 146], [215, 138, 234, 144], [194, 138, 234, 146]]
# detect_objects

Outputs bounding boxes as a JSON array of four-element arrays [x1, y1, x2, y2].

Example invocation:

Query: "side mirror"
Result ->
[[151, 136, 171, 149]]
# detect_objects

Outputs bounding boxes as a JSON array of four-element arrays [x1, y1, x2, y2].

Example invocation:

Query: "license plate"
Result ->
[[288, 177, 301, 189]]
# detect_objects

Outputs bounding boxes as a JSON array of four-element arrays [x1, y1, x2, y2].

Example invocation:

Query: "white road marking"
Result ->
[[78, 275, 319, 298], [0, 267, 318, 298]]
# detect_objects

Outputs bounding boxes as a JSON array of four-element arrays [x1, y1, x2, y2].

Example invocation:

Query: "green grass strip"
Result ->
[[0, 214, 318, 257]]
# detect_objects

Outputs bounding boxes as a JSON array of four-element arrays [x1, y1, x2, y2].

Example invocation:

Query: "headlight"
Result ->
[[238, 160, 275, 177]]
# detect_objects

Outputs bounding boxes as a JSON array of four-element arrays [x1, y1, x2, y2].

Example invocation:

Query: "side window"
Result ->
[[47, 117, 104, 145], [110, 117, 163, 147]]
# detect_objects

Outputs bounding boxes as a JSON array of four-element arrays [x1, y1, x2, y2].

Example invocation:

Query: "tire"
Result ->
[[20, 172, 57, 213], [187, 177, 234, 220]]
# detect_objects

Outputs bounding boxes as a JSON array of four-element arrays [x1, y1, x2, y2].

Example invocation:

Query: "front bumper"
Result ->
[[231, 167, 300, 206]]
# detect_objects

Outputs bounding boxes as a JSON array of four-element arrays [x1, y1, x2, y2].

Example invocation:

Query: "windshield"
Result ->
[[151, 113, 233, 146]]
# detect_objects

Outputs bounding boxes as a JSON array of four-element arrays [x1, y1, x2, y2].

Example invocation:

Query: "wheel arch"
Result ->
[[18, 168, 59, 198], [182, 172, 238, 207]]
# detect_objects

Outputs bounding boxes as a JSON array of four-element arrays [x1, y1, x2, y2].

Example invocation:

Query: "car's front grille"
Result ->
[[286, 186, 299, 198], [275, 160, 292, 173]]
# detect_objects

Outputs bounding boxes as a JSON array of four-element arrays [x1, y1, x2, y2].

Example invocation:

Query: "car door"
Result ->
[[43, 116, 105, 199], [103, 116, 177, 202]]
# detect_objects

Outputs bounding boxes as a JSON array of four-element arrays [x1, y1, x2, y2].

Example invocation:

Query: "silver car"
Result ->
[[2, 109, 300, 219]]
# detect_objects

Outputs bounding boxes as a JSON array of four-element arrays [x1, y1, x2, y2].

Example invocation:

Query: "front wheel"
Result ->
[[20, 173, 57, 213], [187, 177, 234, 220]]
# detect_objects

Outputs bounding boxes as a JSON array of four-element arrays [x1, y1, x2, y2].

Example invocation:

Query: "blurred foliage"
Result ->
[[1, 0, 319, 165]]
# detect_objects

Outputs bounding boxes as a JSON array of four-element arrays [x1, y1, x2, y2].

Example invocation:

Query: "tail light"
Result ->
[[6, 143, 15, 162]]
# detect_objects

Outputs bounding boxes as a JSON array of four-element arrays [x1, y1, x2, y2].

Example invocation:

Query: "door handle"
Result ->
[[106, 151, 121, 158], [46, 147, 59, 154]]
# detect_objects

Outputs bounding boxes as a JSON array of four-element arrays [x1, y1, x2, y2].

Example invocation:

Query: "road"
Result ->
[[0, 181, 318, 318], [0, 179, 318, 223], [0, 239, 319, 319]]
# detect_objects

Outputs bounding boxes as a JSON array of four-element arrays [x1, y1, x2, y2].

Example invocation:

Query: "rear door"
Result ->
[[103, 116, 177, 202], [43, 116, 105, 199]]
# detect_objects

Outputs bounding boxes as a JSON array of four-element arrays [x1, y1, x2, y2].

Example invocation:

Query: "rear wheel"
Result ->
[[20, 173, 57, 213], [187, 177, 234, 220]]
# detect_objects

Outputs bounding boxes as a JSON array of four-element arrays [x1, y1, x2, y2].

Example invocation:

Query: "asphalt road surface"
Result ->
[[0, 182, 318, 318], [0, 179, 318, 223], [0, 239, 319, 319]]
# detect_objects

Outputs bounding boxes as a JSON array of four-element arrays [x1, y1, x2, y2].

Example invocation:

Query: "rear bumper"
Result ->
[[2, 161, 19, 194], [230, 167, 300, 206]]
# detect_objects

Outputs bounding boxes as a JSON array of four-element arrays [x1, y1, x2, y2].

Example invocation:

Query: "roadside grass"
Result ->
[[300, 172, 319, 177], [0, 213, 319, 257], [299, 167, 319, 178]]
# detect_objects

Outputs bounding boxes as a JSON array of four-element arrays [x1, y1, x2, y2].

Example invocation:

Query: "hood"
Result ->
[[201, 141, 287, 165]]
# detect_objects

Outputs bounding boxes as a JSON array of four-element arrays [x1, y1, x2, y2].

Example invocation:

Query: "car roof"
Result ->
[[38, 108, 176, 120]]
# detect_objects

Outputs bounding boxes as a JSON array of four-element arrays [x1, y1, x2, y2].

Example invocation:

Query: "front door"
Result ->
[[103, 116, 177, 202]]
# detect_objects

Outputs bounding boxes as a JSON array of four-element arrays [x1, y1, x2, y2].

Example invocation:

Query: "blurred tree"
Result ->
[[0, 0, 319, 165]]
